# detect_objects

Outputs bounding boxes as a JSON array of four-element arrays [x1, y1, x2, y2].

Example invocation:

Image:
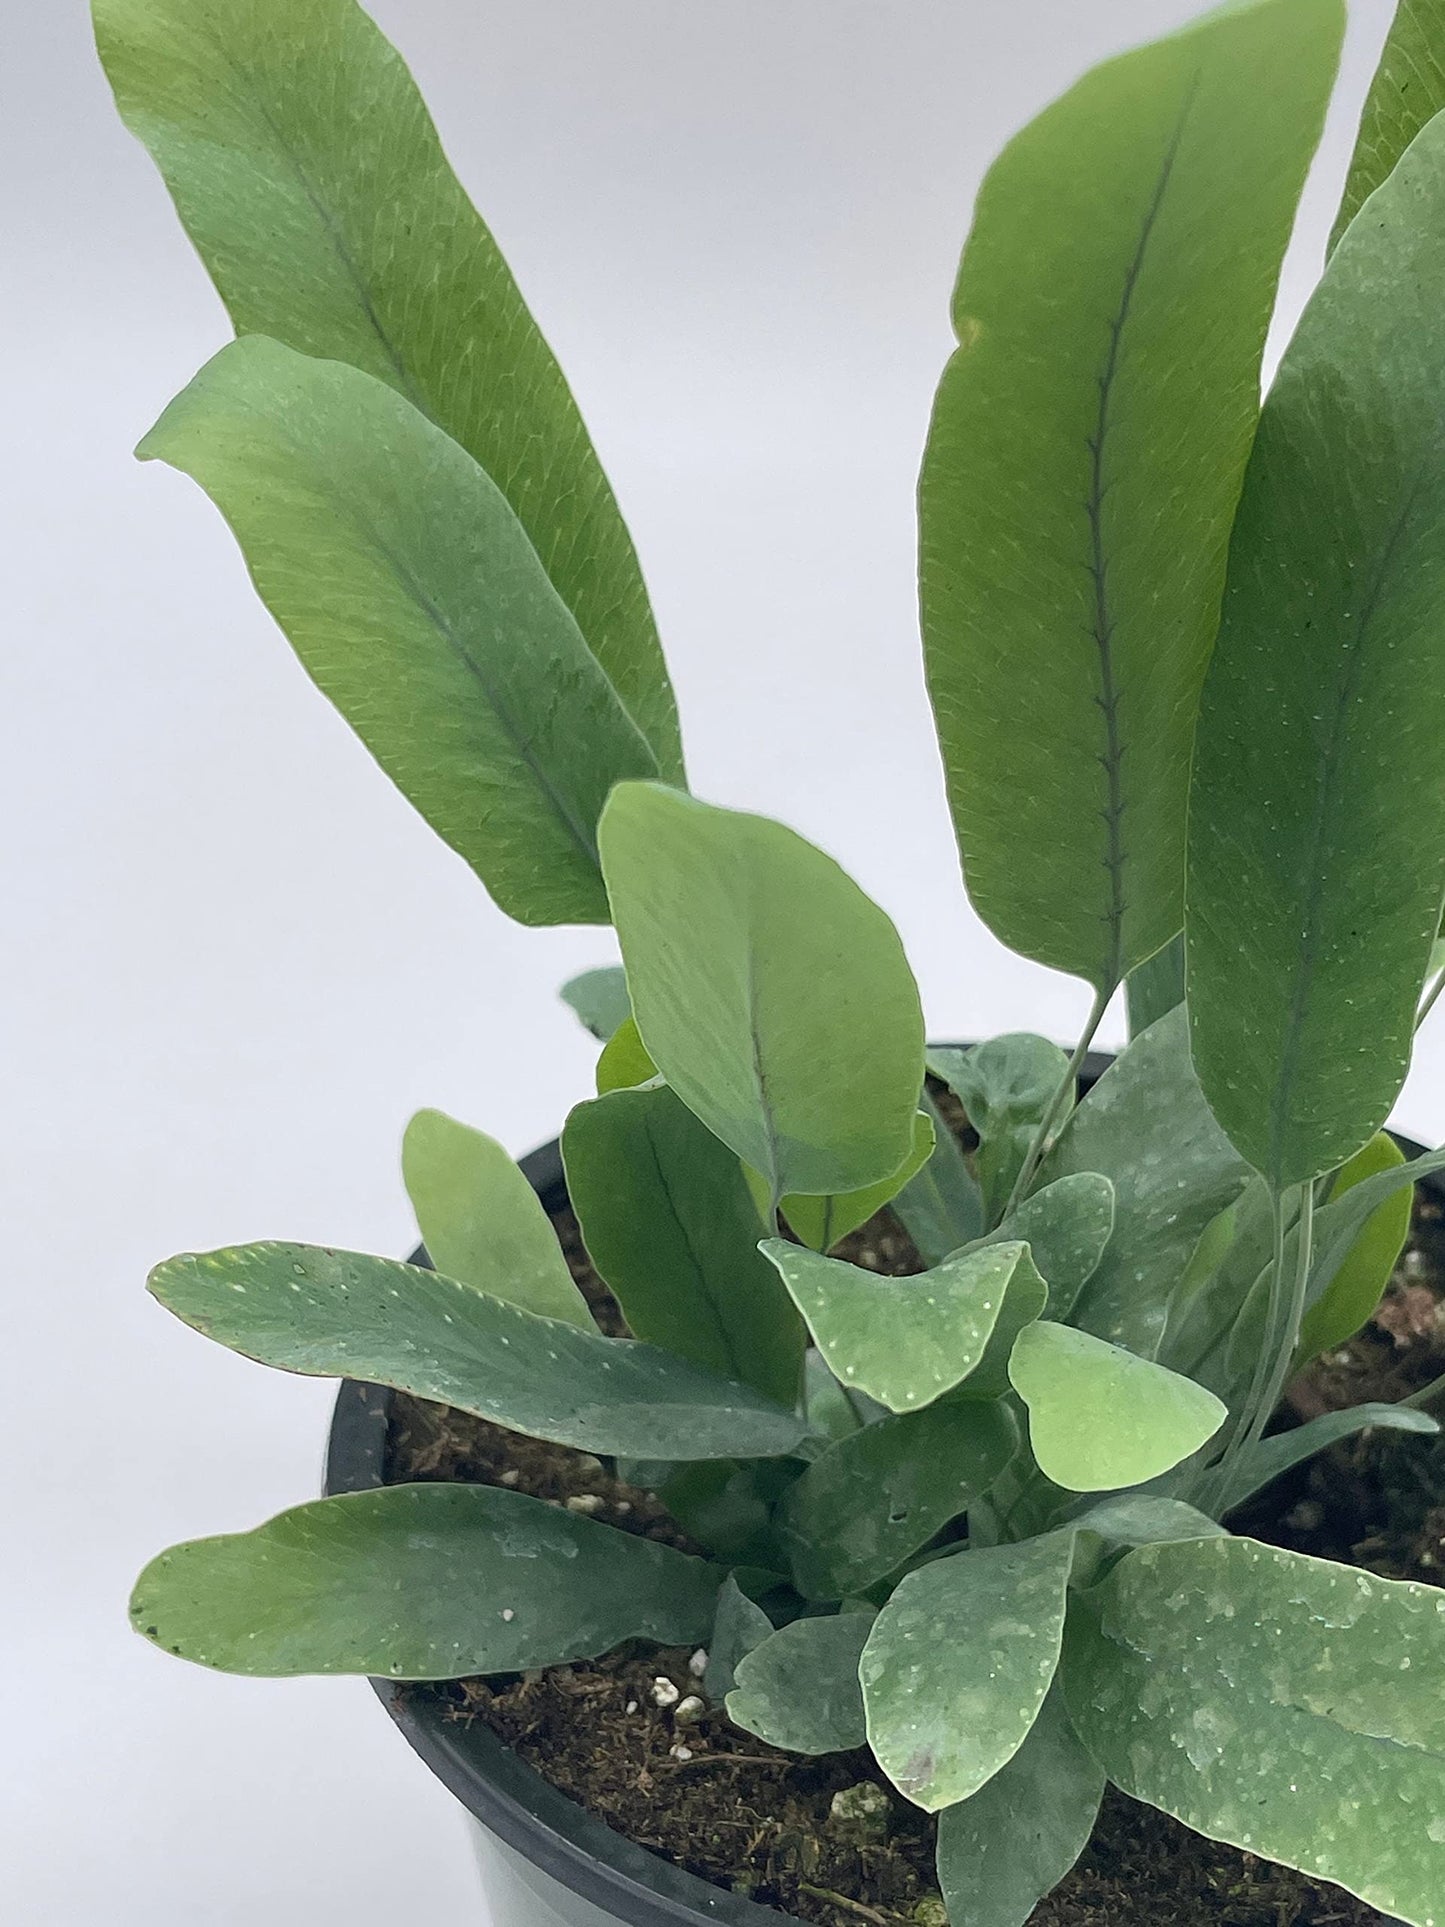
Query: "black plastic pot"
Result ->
[[324, 1063, 1440, 1927]]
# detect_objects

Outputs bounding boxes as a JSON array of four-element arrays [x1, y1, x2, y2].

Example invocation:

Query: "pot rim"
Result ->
[[324, 1052, 1440, 1926]]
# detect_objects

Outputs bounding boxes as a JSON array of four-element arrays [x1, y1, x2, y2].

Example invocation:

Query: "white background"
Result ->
[[1, 0, 1426, 1918]]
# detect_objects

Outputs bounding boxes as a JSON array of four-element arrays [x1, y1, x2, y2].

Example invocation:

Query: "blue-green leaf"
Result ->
[[561, 966, 631, 1043], [727, 1613, 871, 1755], [1066, 1536, 1445, 1924], [861, 1532, 1075, 1811], [931, 1038, 1070, 1226], [1041, 1008, 1252, 1356], [563, 1082, 804, 1407], [149, 1243, 811, 1462], [762, 1238, 1046, 1415], [777, 1399, 1018, 1601], [1188, 109, 1445, 1186], [920, 0, 1342, 988], [131, 1483, 719, 1677], [95, 0, 683, 782], [140, 337, 657, 925], [600, 785, 925, 1203], [936, 1685, 1104, 1927]]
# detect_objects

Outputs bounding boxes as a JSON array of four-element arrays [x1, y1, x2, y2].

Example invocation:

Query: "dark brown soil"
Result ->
[[384, 1164, 1445, 1927]]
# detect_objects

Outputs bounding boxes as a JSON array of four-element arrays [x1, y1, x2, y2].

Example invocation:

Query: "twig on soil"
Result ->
[[797, 1884, 902, 1926]]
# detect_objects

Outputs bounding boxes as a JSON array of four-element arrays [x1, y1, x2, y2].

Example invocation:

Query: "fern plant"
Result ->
[[104, 0, 1445, 1920]]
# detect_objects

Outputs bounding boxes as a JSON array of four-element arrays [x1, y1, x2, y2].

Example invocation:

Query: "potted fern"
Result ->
[[102, 0, 1445, 1921]]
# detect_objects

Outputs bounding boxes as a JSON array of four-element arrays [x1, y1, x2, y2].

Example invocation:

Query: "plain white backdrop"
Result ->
[[2, 0, 1431, 1918]]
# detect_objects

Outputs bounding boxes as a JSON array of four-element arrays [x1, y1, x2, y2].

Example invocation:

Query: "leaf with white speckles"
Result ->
[[936, 1684, 1105, 1927], [130, 1482, 720, 1677], [930, 1038, 1072, 1226], [1188, 110, 1445, 1186], [1009, 1321, 1226, 1493], [1065, 1535, 1445, 1926], [1040, 1007, 1252, 1356], [980, 1174, 1116, 1323], [727, 1611, 872, 1755], [760, 1238, 1046, 1415], [777, 1398, 1019, 1601], [861, 1532, 1075, 1811], [148, 1242, 811, 1461]]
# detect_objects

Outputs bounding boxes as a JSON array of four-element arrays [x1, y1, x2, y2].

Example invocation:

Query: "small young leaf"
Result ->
[[561, 966, 631, 1043], [1297, 1133, 1412, 1363], [891, 1088, 986, 1263], [401, 1109, 591, 1328], [150, 1243, 811, 1462], [140, 337, 657, 926], [599, 784, 925, 1203], [762, 1239, 1046, 1414], [920, 0, 1343, 988], [861, 1532, 1074, 1811], [778, 1400, 1019, 1601], [94, 0, 684, 782], [1188, 109, 1445, 1187], [704, 1576, 774, 1704], [983, 1174, 1115, 1323], [1331, 0, 1445, 248], [726, 1613, 871, 1755], [935, 1685, 1104, 1927], [779, 1110, 936, 1253], [594, 1017, 660, 1095], [131, 1483, 719, 1678], [563, 1083, 804, 1406], [1065, 1536, 1445, 1924], [1306, 1146, 1445, 1318], [1214, 1404, 1438, 1518], [1009, 1322, 1226, 1493], [931, 1038, 1070, 1224], [1041, 1007, 1252, 1356]]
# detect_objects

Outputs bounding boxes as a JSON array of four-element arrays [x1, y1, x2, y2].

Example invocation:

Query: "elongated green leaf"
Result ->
[[1332, 1, 1445, 248], [1041, 1008, 1252, 1356], [563, 1083, 804, 1406], [1066, 1536, 1445, 1924], [1125, 934, 1185, 1039], [1010, 1321, 1225, 1493], [762, 1239, 1045, 1415], [936, 1685, 1104, 1927], [561, 966, 631, 1043], [94, 0, 683, 782], [777, 1111, 935, 1254], [1298, 1133, 1412, 1362], [892, 1087, 986, 1264], [778, 1399, 1018, 1601], [1215, 1402, 1438, 1517], [1307, 1147, 1445, 1317], [599, 785, 925, 1202], [150, 1242, 810, 1461], [142, 337, 657, 925], [982, 1174, 1116, 1323], [1188, 112, 1445, 1188], [726, 1613, 871, 1755], [704, 1576, 774, 1704], [132, 1482, 719, 1678], [920, 0, 1342, 989], [861, 1532, 1074, 1811], [401, 1109, 591, 1327], [931, 1039, 1070, 1226]]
